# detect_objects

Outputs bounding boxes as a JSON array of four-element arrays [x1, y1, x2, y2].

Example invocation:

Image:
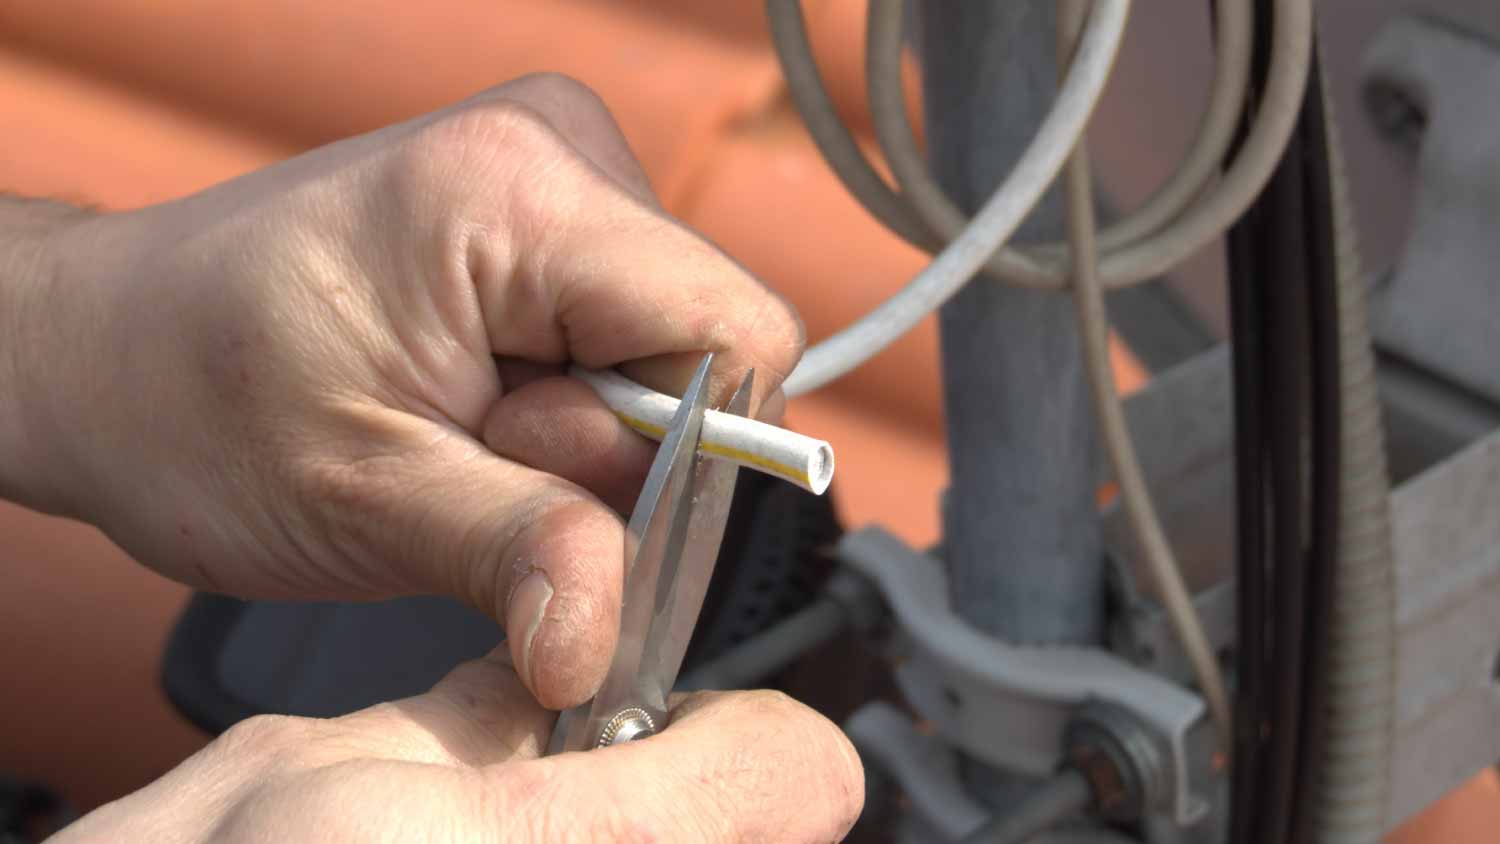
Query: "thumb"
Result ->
[[302, 410, 624, 710]]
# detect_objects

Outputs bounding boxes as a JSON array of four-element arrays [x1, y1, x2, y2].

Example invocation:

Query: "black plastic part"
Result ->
[[0, 775, 74, 843], [163, 595, 501, 733], [160, 593, 256, 734], [685, 468, 841, 667]]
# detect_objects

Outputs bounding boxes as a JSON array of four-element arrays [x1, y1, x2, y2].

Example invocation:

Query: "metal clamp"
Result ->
[[838, 527, 1211, 826], [1365, 15, 1500, 406]]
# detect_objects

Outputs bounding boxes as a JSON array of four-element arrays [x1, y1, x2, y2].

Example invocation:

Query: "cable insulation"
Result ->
[[1056, 9, 1233, 752], [1312, 60, 1395, 844], [781, 0, 1130, 396], [775, 0, 1309, 291], [865, 0, 1253, 271], [572, 366, 835, 494]]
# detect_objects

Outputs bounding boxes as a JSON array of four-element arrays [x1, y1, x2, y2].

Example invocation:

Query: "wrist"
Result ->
[[0, 197, 102, 513]]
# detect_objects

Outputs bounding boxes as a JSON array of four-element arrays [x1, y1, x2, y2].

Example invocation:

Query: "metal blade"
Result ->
[[637, 370, 753, 703], [547, 354, 715, 754]]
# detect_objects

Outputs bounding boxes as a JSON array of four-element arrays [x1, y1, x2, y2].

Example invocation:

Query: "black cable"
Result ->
[[1227, 8, 1344, 842], [1226, 181, 1270, 844], [1259, 64, 1312, 844], [1225, 3, 1277, 842]]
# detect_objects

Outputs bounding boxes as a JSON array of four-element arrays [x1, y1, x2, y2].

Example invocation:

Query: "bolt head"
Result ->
[[598, 708, 657, 747]]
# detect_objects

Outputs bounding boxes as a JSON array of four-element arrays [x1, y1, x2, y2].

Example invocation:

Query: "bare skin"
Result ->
[[0, 73, 859, 842], [53, 652, 863, 843]]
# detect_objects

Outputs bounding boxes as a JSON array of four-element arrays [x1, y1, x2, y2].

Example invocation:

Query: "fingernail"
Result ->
[[507, 570, 554, 694]]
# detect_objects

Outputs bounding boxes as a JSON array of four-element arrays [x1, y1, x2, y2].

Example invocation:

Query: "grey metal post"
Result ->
[[916, 0, 1105, 801]]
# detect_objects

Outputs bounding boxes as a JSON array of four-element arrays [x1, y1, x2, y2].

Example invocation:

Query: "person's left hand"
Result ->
[[4, 74, 804, 710], [51, 650, 864, 843]]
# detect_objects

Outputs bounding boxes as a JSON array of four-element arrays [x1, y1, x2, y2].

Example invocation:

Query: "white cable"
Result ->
[[782, 0, 1130, 397], [1058, 0, 1232, 754], [865, 0, 1310, 289], [571, 366, 835, 495], [864, 0, 1254, 278], [773, 0, 1308, 293]]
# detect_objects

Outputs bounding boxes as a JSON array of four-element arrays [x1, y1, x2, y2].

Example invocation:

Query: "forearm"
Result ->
[[0, 196, 99, 512]]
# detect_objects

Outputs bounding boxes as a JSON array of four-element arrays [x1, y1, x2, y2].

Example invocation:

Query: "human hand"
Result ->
[[51, 651, 862, 843], [5, 74, 803, 709]]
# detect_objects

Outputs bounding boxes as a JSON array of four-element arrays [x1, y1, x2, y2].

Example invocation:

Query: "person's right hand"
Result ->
[[51, 650, 864, 843]]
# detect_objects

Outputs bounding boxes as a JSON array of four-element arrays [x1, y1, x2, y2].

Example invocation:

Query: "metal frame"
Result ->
[[840, 527, 1210, 826], [694, 8, 1500, 841]]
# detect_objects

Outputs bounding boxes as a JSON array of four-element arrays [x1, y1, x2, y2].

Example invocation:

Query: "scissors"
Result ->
[[547, 352, 751, 753]]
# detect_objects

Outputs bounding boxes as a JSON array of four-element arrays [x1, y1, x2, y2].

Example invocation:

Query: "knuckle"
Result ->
[[730, 690, 865, 833], [732, 287, 804, 386], [216, 714, 320, 764], [737, 688, 801, 719], [770, 290, 807, 358], [493, 491, 614, 597], [489, 762, 590, 844], [430, 99, 561, 165], [389, 100, 564, 214], [510, 72, 608, 114], [434, 650, 516, 703], [824, 724, 867, 831], [404, 98, 590, 263], [220, 713, 304, 746], [292, 451, 406, 540], [283, 445, 436, 584], [490, 494, 621, 684]]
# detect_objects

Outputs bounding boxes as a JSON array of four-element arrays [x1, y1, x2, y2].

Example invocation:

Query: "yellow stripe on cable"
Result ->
[[571, 366, 835, 495]]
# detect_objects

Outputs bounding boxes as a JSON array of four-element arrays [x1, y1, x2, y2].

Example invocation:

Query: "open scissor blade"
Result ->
[[547, 354, 719, 754], [637, 369, 753, 704]]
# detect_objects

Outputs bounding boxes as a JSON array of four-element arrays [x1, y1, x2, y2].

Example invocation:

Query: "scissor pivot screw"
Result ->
[[598, 708, 657, 747]]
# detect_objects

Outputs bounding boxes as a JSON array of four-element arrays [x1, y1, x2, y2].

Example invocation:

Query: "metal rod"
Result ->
[[955, 769, 1096, 844], [916, 0, 1105, 805], [677, 595, 849, 691], [918, 0, 1103, 646], [678, 569, 883, 691]]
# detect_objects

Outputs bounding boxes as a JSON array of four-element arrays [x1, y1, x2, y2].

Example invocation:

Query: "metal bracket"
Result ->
[[1081, 339, 1500, 831], [844, 701, 990, 841], [1110, 576, 1236, 690], [1387, 423, 1500, 827], [1365, 15, 1500, 405], [838, 528, 1211, 826]]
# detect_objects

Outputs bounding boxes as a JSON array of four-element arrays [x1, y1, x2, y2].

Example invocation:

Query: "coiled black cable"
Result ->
[[1226, 5, 1343, 842], [1225, 4, 1277, 841]]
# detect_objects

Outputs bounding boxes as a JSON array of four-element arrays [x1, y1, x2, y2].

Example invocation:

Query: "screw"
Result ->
[[598, 708, 657, 747]]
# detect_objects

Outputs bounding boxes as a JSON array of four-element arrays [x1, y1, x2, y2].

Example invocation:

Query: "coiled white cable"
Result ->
[[571, 366, 835, 495], [864, 0, 1255, 283], [780, 0, 1130, 397], [772, 0, 1308, 297]]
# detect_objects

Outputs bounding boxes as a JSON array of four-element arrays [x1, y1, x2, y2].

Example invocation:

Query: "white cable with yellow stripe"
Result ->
[[571, 366, 835, 495]]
